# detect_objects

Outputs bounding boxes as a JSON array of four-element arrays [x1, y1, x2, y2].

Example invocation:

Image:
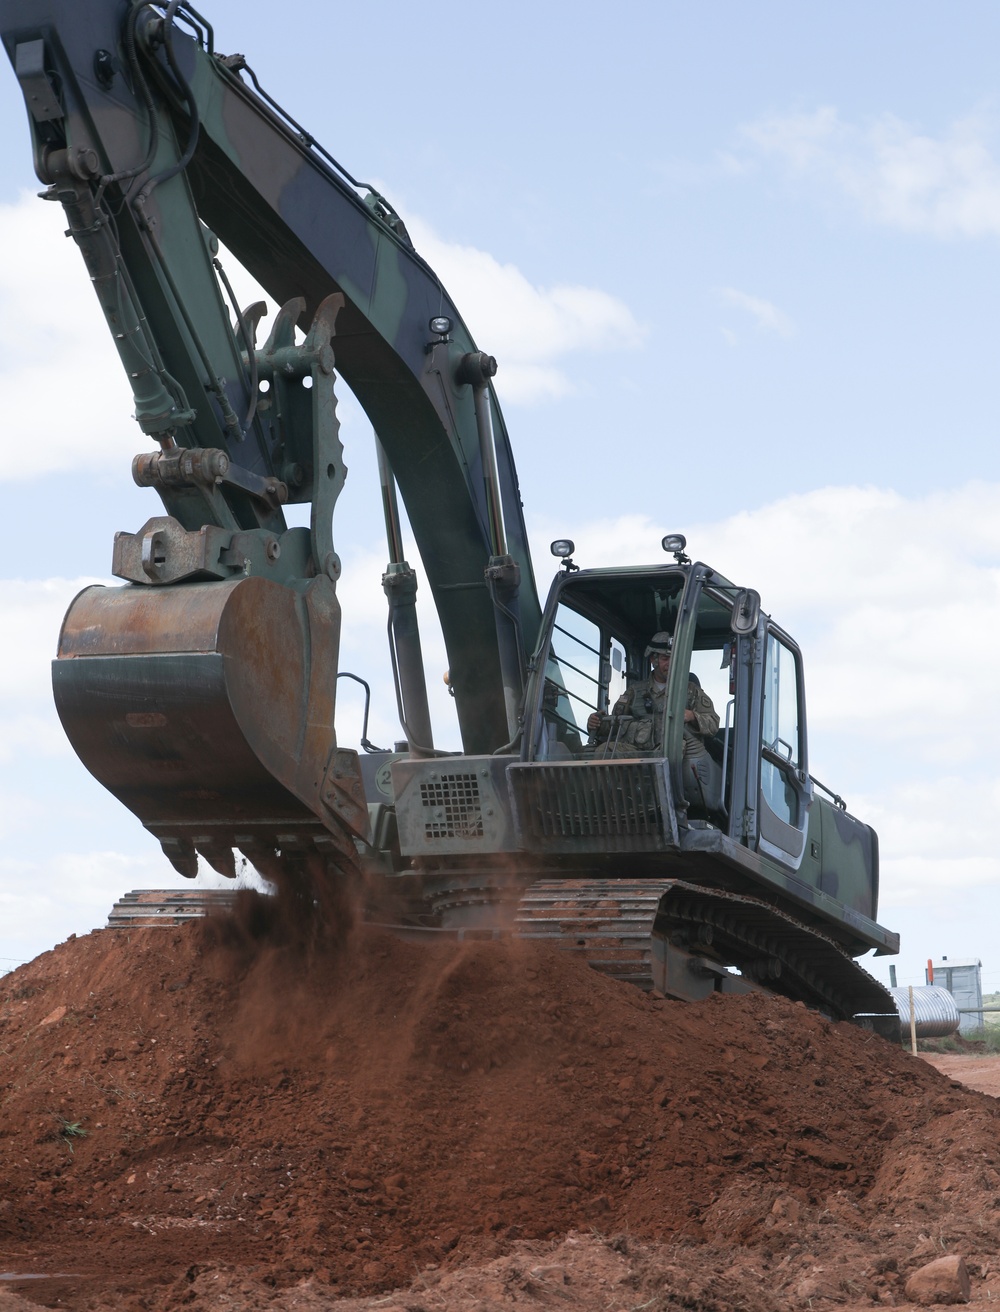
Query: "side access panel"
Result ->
[[817, 798, 880, 917], [678, 824, 898, 958], [779, 798, 880, 925], [392, 756, 517, 857]]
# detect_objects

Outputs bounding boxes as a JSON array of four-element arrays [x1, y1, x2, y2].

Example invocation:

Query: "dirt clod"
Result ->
[[905, 1254, 972, 1305]]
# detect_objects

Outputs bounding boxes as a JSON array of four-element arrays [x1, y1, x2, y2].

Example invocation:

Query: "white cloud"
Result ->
[[719, 287, 795, 337], [0, 191, 645, 488], [739, 105, 1000, 239], [0, 577, 109, 702], [0, 718, 70, 767], [0, 848, 249, 968], [0, 195, 139, 479], [741, 105, 845, 173], [862, 776, 1000, 905], [406, 216, 645, 402]]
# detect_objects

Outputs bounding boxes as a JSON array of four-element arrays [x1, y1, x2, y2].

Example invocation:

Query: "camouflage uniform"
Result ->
[[591, 677, 719, 757], [589, 628, 723, 811]]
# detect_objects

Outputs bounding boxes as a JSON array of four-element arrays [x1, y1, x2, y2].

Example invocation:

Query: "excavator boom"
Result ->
[[2, 0, 540, 752], [2, 0, 542, 879]]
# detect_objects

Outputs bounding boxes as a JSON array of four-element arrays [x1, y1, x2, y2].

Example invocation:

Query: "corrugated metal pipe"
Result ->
[[890, 985, 960, 1038]]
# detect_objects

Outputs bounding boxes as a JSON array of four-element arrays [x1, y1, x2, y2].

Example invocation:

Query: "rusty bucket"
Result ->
[[53, 574, 368, 878]]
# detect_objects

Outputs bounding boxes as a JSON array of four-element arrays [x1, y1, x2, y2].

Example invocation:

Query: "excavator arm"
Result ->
[[1, 0, 540, 755], [1, 0, 542, 879]]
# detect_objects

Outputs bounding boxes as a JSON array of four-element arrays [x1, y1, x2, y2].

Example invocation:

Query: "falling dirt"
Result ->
[[2, 902, 1000, 1310]]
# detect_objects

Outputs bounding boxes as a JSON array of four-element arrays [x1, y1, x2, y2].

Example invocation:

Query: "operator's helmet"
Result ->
[[644, 631, 673, 659]]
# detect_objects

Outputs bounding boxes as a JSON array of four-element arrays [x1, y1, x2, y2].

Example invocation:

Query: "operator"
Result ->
[[586, 633, 720, 800]]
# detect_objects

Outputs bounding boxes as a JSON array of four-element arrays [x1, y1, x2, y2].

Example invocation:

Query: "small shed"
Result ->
[[928, 957, 983, 1033]]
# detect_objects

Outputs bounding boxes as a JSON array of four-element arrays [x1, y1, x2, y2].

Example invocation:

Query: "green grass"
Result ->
[[52, 1115, 88, 1154], [981, 993, 1000, 1029], [917, 1035, 962, 1053], [918, 1029, 1000, 1055], [966, 1027, 1000, 1053]]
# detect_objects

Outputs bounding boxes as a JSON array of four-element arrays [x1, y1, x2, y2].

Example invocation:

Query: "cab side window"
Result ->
[[761, 633, 801, 824], [539, 604, 626, 758]]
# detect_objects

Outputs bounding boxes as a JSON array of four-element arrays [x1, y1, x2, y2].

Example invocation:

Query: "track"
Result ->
[[513, 880, 668, 990], [107, 880, 900, 1040], [107, 889, 238, 927], [514, 879, 901, 1038]]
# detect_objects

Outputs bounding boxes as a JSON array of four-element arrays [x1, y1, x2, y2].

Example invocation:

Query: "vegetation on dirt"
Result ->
[[51, 1114, 88, 1152], [919, 1027, 1000, 1055]]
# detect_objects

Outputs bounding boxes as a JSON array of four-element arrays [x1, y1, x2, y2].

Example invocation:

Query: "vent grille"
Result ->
[[511, 762, 667, 849], [419, 772, 484, 840]]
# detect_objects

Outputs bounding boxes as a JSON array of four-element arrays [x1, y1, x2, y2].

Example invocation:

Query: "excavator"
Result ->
[[0, 0, 901, 1038]]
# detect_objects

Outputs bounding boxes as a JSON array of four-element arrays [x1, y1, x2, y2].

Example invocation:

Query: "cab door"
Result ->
[[755, 628, 811, 869]]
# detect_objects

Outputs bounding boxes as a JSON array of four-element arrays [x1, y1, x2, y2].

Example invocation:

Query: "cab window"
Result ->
[[539, 604, 626, 758], [761, 633, 801, 824]]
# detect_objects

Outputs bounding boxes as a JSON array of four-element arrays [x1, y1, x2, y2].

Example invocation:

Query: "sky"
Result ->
[[2, 1, 1000, 1000]]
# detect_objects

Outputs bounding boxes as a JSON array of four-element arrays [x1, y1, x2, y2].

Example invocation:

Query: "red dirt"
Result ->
[[921, 1053, 1000, 1098], [2, 902, 1000, 1310]]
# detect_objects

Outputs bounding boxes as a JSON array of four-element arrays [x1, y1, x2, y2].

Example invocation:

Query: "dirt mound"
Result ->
[[2, 909, 1000, 1309]]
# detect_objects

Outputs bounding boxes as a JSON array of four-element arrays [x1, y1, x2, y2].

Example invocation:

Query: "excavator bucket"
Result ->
[[52, 574, 370, 880]]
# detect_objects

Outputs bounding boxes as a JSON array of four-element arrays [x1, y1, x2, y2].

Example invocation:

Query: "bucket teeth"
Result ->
[[160, 837, 198, 879], [195, 841, 237, 879]]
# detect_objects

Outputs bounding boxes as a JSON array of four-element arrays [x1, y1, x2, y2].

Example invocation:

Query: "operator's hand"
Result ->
[[587, 712, 603, 734], [684, 709, 696, 724]]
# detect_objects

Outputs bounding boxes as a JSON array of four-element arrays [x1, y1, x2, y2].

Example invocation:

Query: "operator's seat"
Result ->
[[684, 752, 725, 816]]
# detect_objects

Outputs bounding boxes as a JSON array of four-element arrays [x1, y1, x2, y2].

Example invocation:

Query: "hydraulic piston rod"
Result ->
[[377, 438, 434, 755], [458, 351, 524, 741]]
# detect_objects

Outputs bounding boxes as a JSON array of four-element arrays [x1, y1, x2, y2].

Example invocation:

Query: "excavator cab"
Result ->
[[391, 542, 878, 928], [526, 563, 732, 776], [511, 555, 752, 850], [508, 549, 879, 928]]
